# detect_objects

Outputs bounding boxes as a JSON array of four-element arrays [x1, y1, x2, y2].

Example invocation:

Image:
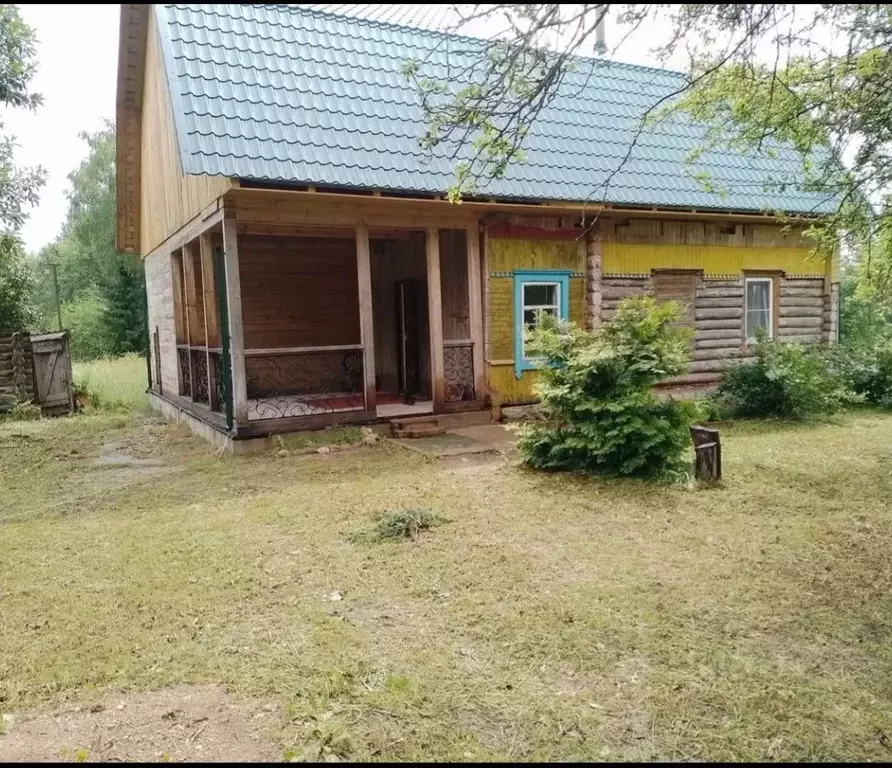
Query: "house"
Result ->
[[116, 4, 840, 449]]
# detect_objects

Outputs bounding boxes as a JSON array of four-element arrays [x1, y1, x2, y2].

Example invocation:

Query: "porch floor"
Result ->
[[245, 392, 435, 421], [376, 400, 434, 419]]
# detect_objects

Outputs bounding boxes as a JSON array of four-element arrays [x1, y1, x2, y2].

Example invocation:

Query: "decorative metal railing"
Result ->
[[177, 346, 191, 397], [444, 340, 475, 403], [191, 349, 210, 405], [177, 345, 223, 413], [209, 351, 224, 413], [245, 345, 365, 420]]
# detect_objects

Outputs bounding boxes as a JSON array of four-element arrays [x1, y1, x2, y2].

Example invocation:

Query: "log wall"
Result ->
[[0, 332, 35, 412], [484, 213, 840, 402]]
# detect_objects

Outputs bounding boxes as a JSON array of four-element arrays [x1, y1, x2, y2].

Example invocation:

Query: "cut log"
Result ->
[[696, 337, 743, 349], [600, 278, 650, 288], [696, 307, 743, 321], [779, 316, 823, 328], [777, 333, 823, 343], [662, 372, 721, 386], [780, 287, 824, 299], [602, 286, 649, 299], [779, 306, 824, 318], [696, 328, 743, 341], [698, 280, 742, 289], [696, 318, 743, 330], [780, 296, 826, 308], [697, 297, 745, 309], [693, 347, 743, 361], [690, 357, 755, 373], [690, 425, 721, 482]]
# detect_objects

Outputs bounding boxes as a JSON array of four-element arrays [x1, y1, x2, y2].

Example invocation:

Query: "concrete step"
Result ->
[[390, 415, 439, 430], [392, 425, 446, 439]]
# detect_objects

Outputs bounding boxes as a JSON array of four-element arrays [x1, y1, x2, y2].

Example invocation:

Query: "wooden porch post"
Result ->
[[199, 232, 219, 410], [221, 212, 248, 424], [426, 226, 445, 408], [466, 223, 485, 401], [356, 223, 376, 413], [180, 245, 198, 399]]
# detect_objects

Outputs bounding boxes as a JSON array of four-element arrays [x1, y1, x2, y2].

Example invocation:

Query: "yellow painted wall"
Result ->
[[486, 238, 586, 404], [603, 243, 838, 281]]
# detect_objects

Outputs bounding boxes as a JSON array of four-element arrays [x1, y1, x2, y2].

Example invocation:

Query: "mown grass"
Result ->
[[72, 353, 149, 412], [2, 410, 892, 760]]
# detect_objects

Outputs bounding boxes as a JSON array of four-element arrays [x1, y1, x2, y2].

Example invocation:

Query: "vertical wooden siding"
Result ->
[[139, 7, 230, 255], [238, 234, 361, 349]]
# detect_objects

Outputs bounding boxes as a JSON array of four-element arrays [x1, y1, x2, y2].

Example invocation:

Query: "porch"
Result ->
[[152, 192, 486, 440]]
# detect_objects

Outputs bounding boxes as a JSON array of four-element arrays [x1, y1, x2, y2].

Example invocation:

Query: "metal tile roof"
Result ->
[[156, 3, 838, 214]]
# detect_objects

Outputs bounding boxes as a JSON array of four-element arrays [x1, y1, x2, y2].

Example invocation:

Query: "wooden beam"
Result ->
[[199, 233, 220, 346], [355, 223, 377, 413], [465, 224, 485, 402], [245, 344, 362, 357], [426, 227, 445, 408], [222, 213, 248, 424], [141, 198, 224, 265], [182, 242, 202, 347], [178, 248, 196, 399], [199, 232, 219, 410]]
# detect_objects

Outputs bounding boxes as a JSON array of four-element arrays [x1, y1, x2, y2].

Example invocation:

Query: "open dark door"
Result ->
[[395, 279, 422, 403]]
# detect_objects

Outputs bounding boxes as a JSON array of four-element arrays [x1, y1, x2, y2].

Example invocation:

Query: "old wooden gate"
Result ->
[[30, 332, 74, 415]]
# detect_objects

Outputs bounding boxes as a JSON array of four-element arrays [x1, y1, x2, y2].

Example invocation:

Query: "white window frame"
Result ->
[[520, 281, 561, 359], [745, 277, 774, 341]]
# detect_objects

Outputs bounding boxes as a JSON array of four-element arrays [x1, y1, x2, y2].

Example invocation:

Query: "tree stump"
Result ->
[[690, 425, 721, 482]]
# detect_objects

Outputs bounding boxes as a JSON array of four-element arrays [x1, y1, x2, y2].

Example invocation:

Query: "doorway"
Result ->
[[370, 232, 433, 418]]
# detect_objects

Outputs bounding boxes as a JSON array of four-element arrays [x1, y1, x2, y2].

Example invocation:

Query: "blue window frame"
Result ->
[[513, 269, 571, 379]]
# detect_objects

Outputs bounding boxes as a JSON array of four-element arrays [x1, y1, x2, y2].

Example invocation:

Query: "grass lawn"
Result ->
[[2, 408, 892, 760], [72, 353, 149, 412]]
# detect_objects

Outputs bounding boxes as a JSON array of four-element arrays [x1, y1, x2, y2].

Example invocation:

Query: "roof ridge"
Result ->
[[243, 3, 689, 80]]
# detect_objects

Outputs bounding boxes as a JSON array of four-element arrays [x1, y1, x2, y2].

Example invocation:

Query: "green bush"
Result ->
[[518, 296, 702, 479], [715, 333, 851, 419], [53, 294, 116, 361], [847, 340, 892, 407]]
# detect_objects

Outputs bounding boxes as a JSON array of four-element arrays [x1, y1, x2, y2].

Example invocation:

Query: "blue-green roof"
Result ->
[[156, 3, 837, 215]]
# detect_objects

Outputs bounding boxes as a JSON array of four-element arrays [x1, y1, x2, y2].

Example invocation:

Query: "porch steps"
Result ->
[[390, 415, 445, 439]]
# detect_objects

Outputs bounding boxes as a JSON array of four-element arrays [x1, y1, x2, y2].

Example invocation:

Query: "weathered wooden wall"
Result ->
[[440, 230, 470, 342], [485, 231, 586, 404], [371, 234, 431, 396], [238, 234, 361, 349], [0, 332, 35, 412], [484, 214, 840, 403], [145, 248, 179, 396], [139, 7, 230, 255]]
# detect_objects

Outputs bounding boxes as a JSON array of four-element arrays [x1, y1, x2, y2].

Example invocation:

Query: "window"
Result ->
[[745, 277, 773, 340], [513, 270, 571, 378]]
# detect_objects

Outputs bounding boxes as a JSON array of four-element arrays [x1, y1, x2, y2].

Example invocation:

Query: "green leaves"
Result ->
[[716, 334, 852, 419], [0, 6, 43, 329], [518, 296, 697, 479], [34, 124, 147, 356]]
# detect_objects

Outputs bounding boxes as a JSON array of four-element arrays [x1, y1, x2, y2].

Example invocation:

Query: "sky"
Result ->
[[8, 4, 119, 253], [5, 4, 804, 254]]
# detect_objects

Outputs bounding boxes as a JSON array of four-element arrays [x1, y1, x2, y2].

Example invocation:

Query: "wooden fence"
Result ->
[[0, 330, 74, 415]]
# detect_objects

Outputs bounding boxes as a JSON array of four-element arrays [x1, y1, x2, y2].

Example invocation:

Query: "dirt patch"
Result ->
[[84, 441, 174, 490], [0, 685, 281, 763]]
